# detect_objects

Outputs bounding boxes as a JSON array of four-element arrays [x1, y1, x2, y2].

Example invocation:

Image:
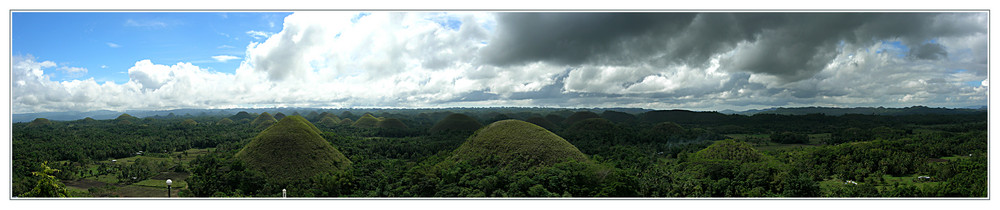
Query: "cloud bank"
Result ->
[[12, 12, 989, 114]]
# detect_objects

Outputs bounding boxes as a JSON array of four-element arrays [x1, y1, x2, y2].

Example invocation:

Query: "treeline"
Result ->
[[12, 108, 987, 197]]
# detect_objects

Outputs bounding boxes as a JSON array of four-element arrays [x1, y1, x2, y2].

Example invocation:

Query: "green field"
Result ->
[[59, 148, 212, 197]]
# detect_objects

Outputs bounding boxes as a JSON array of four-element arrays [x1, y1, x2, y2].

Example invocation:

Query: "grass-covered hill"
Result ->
[[251, 112, 277, 130], [273, 112, 287, 120], [317, 112, 338, 121], [352, 113, 380, 128], [28, 118, 52, 128], [231, 111, 254, 122], [691, 139, 764, 163], [319, 116, 341, 128], [216, 118, 234, 125], [525, 116, 559, 131], [450, 120, 589, 169], [235, 115, 351, 184], [376, 118, 409, 129], [563, 111, 601, 126], [429, 113, 483, 134], [601, 110, 637, 124]]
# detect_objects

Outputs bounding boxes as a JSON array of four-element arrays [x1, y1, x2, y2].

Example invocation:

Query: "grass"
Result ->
[[87, 174, 120, 184], [452, 119, 589, 168], [133, 179, 187, 189], [236, 115, 351, 184]]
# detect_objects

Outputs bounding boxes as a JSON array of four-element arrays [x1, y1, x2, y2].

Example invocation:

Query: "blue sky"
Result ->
[[9, 12, 989, 114], [13, 12, 290, 83]]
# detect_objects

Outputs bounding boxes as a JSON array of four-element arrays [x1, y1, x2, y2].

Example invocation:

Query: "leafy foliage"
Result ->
[[18, 161, 71, 197]]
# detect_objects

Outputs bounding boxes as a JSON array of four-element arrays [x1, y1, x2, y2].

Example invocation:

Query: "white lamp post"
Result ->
[[282, 189, 286, 198], [166, 179, 173, 198]]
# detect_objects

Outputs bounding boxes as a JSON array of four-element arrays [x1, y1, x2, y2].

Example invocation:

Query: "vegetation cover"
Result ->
[[450, 120, 588, 169], [250, 112, 277, 130], [235, 116, 351, 184], [524, 116, 559, 131], [352, 113, 380, 128], [10, 107, 987, 198], [376, 118, 409, 130], [429, 113, 483, 134], [563, 111, 601, 126]]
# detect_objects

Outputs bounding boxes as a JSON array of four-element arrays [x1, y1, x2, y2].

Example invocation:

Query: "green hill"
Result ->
[[340, 118, 353, 125], [27, 118, 52, 128], [450, 120, 588, 169], [352, 113, 380, 128], [235, 116, 351, 184], [273, 112, 287, 120], [180, 119, 198, 126], [430, 113, 483, 134], [216, 118, 234, 125], [231, 111, 254, 122], [317, 112, 338, 121], [524, 116, 559, 131], [251, 112, 277, 130], [115, 113, 139, 122], [376, 118, 409, 129], [318, 116, 341, 128], [601, 110, 637, 123], [691, 139, 763, 163], [563, 111, 600, 126]]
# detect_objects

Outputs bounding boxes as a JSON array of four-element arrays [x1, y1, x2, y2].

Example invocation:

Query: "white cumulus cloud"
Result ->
[[211, 55, 240, 62]]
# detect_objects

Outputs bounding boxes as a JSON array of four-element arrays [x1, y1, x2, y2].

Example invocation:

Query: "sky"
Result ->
[[10, 12, 989, 114]]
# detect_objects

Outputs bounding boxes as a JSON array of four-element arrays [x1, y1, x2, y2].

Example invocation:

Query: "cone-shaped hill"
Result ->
[[450, 120, 588, 169], [376, 118, 409, 129], [216, 118, 234, 125], [352, 113, 380, 128], [430, 113, 483, 134], [235, 115, 351, 184], [28, 118, 52, 128], [524, 116, 559, 131], [563, 111, 600, 126], [318, 116, 341, 128], [251, 112, 278, 130]]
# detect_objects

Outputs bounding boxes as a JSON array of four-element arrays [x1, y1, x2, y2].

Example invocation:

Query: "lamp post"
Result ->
[[282, 189, 286, 198], [166, 179, 173, 198]]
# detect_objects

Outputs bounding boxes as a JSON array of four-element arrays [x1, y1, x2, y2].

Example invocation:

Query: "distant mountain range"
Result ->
[[11, 105, 985, 123], [719, 106, 987, 116]]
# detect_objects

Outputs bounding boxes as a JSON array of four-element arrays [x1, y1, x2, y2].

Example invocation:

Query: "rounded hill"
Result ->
[[235, 115, 351, 184], [524, 116, 559, 131], [563, 111, 600, 126], [430, 113, 483, 134], [352, 113, 380, 128], [451, 120, 588, 169], [376, 118, 409, 129], [28, 118, 52, 128], [251, 112, 277, 130]]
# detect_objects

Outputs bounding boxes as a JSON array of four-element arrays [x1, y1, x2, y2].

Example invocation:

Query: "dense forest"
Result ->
[[11, 107, 987, 198]]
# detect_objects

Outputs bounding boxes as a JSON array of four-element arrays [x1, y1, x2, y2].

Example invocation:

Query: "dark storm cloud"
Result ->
[[908, 42, 948, 60], [481, 13, 987, 82], [480, 13, 697, 66]]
